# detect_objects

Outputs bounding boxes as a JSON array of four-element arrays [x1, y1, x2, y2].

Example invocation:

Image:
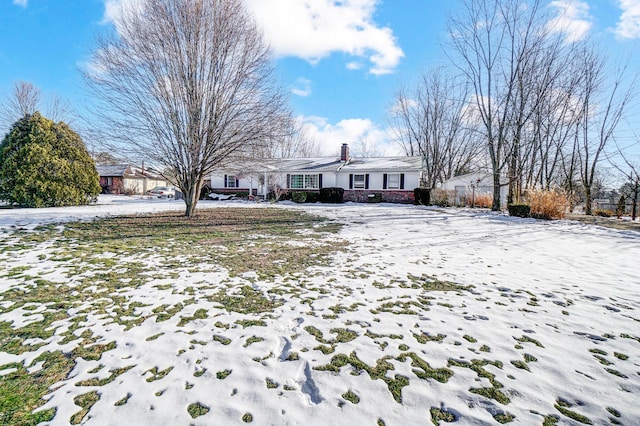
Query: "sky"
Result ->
[[0, 0, 639, 158]]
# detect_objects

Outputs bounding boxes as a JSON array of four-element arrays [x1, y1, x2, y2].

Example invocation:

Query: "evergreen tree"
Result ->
[[0, 112, 101, 207]]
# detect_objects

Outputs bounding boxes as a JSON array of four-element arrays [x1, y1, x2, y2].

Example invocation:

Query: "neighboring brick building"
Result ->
[[97, 164, 168, 195]]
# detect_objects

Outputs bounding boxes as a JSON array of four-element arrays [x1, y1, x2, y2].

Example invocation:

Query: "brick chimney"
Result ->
[[340, 143, 349, 162]]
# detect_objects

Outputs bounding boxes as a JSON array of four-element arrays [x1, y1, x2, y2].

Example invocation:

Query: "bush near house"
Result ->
[[430, 189, 456, 207], [291, 191, 307, 203], [319, 187, 344, 203], [0, 112, 101, 207], [528, 189, 569, 220], [508, 204, 531, 218], [465, 193, 493, 208], [414, 188, 431, 206]]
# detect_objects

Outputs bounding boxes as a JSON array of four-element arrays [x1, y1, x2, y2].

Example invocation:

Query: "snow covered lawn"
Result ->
[[0, 196, 638, 425]]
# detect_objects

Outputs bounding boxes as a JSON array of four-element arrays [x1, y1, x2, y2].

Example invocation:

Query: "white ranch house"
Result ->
[[210, 144, 422, 203]]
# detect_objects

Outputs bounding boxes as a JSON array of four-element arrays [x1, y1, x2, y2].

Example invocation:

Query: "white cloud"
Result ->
[[614, 0, 640, 39], [12, 0, 28, 7], [101, 0, 403, 74], [302, 116, 398, 156], [244, 0, 404, 75], [291, 78, 312, 97], [547, 0, 592, 43]]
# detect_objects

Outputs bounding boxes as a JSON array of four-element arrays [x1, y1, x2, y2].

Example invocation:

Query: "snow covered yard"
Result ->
[[0, 196, 638, 425]]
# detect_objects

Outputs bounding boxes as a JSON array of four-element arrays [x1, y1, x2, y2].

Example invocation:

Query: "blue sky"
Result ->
[[1, 0, 638, 158]]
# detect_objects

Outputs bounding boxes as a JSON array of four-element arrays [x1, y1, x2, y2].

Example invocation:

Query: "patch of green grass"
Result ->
[[285, 352, 299, 361], [193, 368, 206, 377], [265, 378, 279, 389], [145, 333, 164, 341], [244, 336, 264, 347], [69, 391, 100, 425], [413, 333, 446, 344], [342, 390, 360, 404], [494, 412, 515, 423], [542, 415, 559, 425], [212, 335, 232, 345], [216, 369, 232, 380], [514, 335, 544, 348], [407, 274, 472, 292], [430, 407, 456, 425], [479, 345, 491, 352], [242, 412, 253, 423], [177, 309, 208, 327], [76, 365, 135, 386], [463, 335, 477, 343], [235, 319, 267, 328], [208, 286, 282, 314], [510, 360, 530, 371], [613, 352, 628, 360], [114, 393, 131, 406], [605, 368, 627, 378], [554, 399, 592, 424], [314, 351, 409, 403], [469, 387, 510, 405], [144, 366, 174, 382], [589, 348, 607, 355], [0, 351, 74, 425], [397, 352, 453, 383], [187, 402, 209, 419]]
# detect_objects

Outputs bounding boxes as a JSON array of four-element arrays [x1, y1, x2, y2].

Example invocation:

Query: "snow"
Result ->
[[1, 195, 639, 425]]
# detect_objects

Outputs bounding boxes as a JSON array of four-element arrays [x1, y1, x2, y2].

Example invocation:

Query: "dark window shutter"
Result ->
[[365, 174, 370, 190], [235, 178, 239, 188], [224, 175, 228, 188], [383, 174, 388, 189], [400, 174, 405, 190], [318, 174, 323, 189], [349, 174, 353, 189], [286, 174, 290, 188]]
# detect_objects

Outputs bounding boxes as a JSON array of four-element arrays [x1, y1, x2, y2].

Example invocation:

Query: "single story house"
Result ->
[[97, 164, 168, 195], [209, 144, 423, 203], [439, 171, 509, 206]]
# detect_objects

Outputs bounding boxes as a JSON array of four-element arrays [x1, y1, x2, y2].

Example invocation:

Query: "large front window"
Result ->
[[290, 174, 319, 189], [353, 174, 366, 189]]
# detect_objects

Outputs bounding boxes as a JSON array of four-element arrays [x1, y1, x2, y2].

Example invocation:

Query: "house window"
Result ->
[[383, 173, 404, 190], [349, 174, 369, 190], [387, 174, 400, 189], [289, 174, 319, 189], [353, 174, 366, 189], [225, 175, 239, 188]]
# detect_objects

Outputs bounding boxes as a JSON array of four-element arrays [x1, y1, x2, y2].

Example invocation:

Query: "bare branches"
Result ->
[[85, 0, 292, 216], [389, 68, 480, 188]]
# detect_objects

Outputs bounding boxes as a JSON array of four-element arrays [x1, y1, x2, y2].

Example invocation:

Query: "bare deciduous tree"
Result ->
[[389, 68, 479, 188], [1, 81, 73, 132], [85, 0, 292, 217], [573, 51, 636, 215]]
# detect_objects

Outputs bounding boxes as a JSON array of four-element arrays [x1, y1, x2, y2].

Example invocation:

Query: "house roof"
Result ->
[[220, 156, 423, 174], [96, 164, 164, 180]]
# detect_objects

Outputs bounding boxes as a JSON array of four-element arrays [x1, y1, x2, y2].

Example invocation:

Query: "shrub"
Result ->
[[0, 112, 101, 207], [431, 189, 456, 207], [508, 204, 531, 218], [235, 191, 249, 199], [414, 188, 430, 205], [594, 209, 613, 217], [528, 189, 569, 220], [306, 192, 319, 203], [319, 187, 344, 203], [291, 191, 307, 203], [465, 193, 493, 208]]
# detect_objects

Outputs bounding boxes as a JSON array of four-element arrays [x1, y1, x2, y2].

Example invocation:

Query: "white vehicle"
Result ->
[[146, 186, 175, 198]]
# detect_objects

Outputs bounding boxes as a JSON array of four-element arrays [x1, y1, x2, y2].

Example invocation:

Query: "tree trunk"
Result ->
[[492, 171, 502, 211], [584, 185, 592, 216], [183, 179, 203, 218], [633, 177, 639, 221]]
